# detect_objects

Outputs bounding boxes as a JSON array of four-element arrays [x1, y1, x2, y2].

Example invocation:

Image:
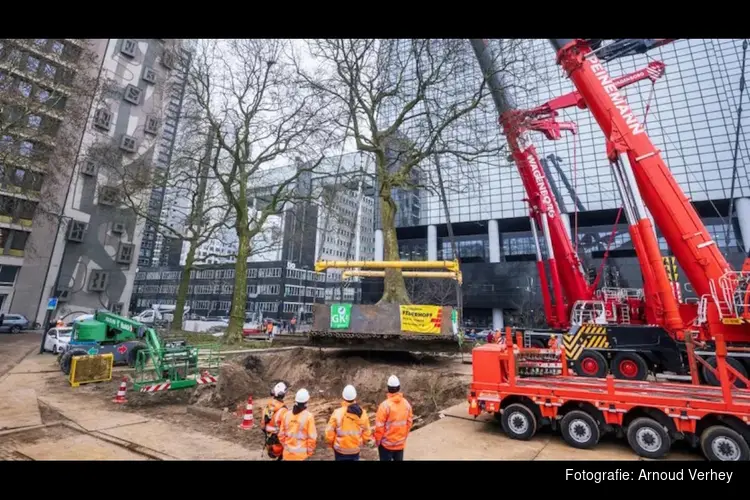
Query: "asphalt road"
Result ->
[[0, 331, 43, 378]]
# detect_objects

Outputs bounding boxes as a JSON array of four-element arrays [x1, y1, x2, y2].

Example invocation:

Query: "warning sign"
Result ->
[[399, 305, 443, 334]]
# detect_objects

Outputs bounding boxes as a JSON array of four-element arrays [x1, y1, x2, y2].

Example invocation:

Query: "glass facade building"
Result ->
[[370, 39, 750, 328]]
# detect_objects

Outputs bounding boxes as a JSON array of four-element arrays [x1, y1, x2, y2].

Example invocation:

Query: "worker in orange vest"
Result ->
[[278, 388, 318, 461], [374, 375, 414, 461], [548, 334, 558, 349], [325, 384, 374, 461], [262, 382, 288, 461]]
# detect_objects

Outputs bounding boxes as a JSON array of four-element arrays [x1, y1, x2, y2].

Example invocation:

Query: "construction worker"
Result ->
[[548, 334, 558, 350], [374, 375, 414, 461], [262, 382, 288, 461], [325, 384, 374, 461], [278, 388, 318, 461]]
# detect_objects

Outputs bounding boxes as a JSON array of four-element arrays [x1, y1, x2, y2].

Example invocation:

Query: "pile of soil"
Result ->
[[195, 348, 467, 427]]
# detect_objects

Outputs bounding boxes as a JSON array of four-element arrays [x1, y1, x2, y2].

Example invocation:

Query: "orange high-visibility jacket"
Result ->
[[325, 401, 372, 455], [374, 392, 413, 451], [263, 399, 288, 434], [279, 408, 318, 460]]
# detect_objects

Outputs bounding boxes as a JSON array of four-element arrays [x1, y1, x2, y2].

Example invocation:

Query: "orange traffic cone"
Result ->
[[113, 378, 128, 404], [239, 395, 254, 430]]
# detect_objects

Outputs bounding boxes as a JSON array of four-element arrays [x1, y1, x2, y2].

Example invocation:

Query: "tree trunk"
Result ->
[[171, 241, 197, 332], [378, 192, 410, 304], [224, 231, 249, 344]]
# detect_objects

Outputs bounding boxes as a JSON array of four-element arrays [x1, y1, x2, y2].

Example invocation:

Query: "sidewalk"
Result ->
[[0, 350, 262, 460]]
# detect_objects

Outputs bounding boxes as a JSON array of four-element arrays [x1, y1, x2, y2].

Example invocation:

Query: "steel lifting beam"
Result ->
[[314, 260, 460, 273]]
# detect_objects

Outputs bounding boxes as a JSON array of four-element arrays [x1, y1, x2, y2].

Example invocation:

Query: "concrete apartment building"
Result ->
[[130, 151, 377, 315], [1, 38, 182, 325]]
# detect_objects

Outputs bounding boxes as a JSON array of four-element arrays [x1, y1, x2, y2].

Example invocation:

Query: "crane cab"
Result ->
[[570, 300, 608, 326]]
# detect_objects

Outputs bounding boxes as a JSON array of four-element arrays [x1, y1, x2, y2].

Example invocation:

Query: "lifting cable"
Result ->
[[572, 129, 579, 254], [591, 206, 624, 290], [726, 39, 748, 253]]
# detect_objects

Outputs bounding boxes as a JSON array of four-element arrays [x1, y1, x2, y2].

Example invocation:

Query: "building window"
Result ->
[[88, 270, 110, 292]]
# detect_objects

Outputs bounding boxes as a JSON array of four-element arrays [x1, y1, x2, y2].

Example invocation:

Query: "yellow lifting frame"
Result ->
[[314, 259, 460, 273], [342, 270, 463, 284]]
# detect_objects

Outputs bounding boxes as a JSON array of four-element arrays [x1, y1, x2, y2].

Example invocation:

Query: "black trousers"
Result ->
[[378, 445, 404, 461], [334, 451, 360, 461]]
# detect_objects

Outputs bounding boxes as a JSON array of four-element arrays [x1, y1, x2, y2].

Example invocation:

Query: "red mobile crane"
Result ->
[[547, 38, 750, 384], [472, 40, 687, 380]]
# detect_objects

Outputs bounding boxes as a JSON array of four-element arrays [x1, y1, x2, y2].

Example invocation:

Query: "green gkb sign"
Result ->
[[330, 304, 352, 329]]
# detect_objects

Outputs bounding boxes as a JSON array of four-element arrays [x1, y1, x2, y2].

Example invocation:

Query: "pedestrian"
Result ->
[[262, 382, 289, 461], [290, 316, 297, 334], [278, 388, 317, 461], [325, 384, 374, 461], [374, 375, 413, 461], [265, 320, 274, 342], [486, 330, 494, 344]]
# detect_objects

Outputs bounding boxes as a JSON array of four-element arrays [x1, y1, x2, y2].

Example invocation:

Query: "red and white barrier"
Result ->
[[139, 381, 171, 393], [196, 374, 217, 385]]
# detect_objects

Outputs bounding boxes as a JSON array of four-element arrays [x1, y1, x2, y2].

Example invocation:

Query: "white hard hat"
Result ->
[[295, 388, 310, 404], [342, 384, 357, 401], [272, 382, 287, 397], [387, 375, 400, 388]]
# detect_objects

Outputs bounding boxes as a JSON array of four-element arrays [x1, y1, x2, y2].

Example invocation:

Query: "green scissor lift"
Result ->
[[130, 321, 221, 392]]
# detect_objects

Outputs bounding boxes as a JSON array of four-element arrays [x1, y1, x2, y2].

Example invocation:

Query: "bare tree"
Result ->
[[103, 103, 233, 330], [297, 39, 520, 304], [0, 39, 104, 257], [184, 39, 336, 344]]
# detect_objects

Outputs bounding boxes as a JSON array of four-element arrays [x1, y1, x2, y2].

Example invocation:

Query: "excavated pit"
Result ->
[[193, 348, 468, 429]]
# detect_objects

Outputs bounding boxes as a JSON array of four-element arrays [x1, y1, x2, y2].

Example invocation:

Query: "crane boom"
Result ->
[[550, 38, 750, 343], [471, 39, 668, 328]]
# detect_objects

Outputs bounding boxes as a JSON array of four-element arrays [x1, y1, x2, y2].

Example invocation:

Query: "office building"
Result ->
[[372, 39, 750, 328], [3, 39, 182, 323]]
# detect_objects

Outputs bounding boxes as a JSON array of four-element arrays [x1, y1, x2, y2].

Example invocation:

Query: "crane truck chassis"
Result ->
[[468, 331, 750, 461]]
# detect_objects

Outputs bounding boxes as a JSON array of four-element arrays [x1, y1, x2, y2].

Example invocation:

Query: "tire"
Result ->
[[700, 425, 750, 461], [500, 403, 537, 441], [611, 352, 649, 381], [127, 342, 149, 368], [627, 417, 671, 459], [560, 410, 600, 449], [702, 356, 748, 388], [573, 350, 608, 378], [10, 326, 20, 334], [59, 348, 88, 375]]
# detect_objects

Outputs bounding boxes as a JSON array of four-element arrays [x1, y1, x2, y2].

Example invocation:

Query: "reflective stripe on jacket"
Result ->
[[279, 409, 317, 460], [263, 399, 287, 434], [325, 401, 372, 455], [374, 392, 413, 451]]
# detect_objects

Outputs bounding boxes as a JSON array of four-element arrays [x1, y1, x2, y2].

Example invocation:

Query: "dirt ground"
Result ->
[[80, 348, 470, 460]]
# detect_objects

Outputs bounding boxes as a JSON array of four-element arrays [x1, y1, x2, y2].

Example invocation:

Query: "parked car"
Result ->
[[43, 327, 73, 354], [0, 314, 30, 333]]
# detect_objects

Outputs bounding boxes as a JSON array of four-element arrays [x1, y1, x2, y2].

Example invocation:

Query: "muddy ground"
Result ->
[[66, 348, 470, 461]]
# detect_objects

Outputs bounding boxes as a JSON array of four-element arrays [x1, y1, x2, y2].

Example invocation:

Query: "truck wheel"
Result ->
[[700, 425, 750, 461], [573, 351, 608, 378], [127, 342, 149, 368], [560, 410, 600, 449], [627, 417, 671, 459], [59, 348, 89, 376], [500, 403, 537, 441], [701, 356, 747, 389], [611, 352, 649, 381]]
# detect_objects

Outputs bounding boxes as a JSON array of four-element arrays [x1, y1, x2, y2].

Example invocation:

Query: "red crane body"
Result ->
[[499, 59, 667, 329], [552, 39, 750, 344]]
